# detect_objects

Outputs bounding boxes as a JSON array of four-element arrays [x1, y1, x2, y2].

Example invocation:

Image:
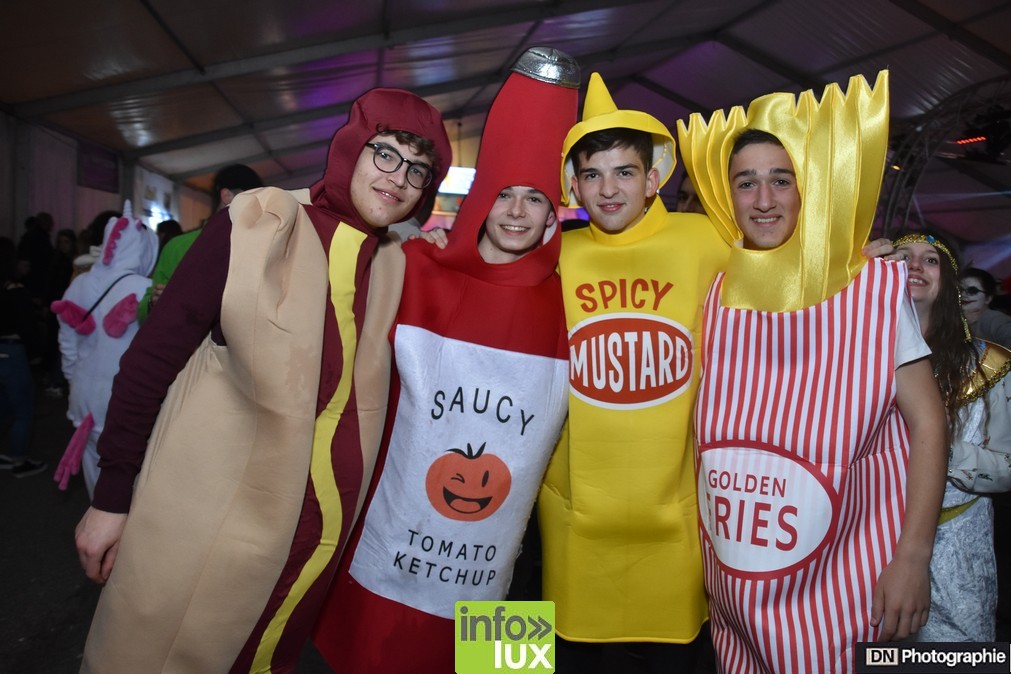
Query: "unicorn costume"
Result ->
[[52, 203, 157, 496]]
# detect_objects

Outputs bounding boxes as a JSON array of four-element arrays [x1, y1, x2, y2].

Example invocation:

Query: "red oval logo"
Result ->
[[568, 313, 693, 408], [697, 441, 839, 580]]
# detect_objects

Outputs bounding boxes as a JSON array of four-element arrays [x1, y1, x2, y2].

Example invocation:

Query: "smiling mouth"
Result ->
[[443, 488, 492, 514], [375, 188, 402, 202]]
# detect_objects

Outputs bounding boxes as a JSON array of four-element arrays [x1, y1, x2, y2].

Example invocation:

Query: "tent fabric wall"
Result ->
[[131, 167, 211, 232], [0, 115, 203, 243], [1, 114, 123, 241], [28, 126, 77, 234], [75, 187, 124, 233], [133, 166, 176, 229], [0, 114, 14, 241]]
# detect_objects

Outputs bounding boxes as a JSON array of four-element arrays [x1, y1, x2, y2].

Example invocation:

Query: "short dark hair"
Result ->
[[211, 164, 263, 211], [212, 164, 263, 194], [85, 210, 121, 247], [36, 212, 54, 231], [570, 128, 652, 174], [375, 127, 440, 176], [730, 129, 784, 160], [961, 267, 997, 297], [157, 219, 183, 237]]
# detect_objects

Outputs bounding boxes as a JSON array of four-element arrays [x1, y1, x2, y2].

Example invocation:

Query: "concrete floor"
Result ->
[[1, 377, 97, 673], [4, 369, 1006, 673], [0, 374, 335, 674]]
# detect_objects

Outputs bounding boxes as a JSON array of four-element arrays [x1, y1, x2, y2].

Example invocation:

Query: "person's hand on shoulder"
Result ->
[[862, 238, 897, 260], [75, 507, 128, 584], [409, 228, 449, 249]]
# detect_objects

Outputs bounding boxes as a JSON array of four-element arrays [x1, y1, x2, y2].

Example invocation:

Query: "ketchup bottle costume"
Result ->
[[678, 72, 931, 672], [313, 48, 577, 673]]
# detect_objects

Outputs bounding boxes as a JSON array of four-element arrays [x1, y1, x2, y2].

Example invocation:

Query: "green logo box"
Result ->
[[455, 600, 555, 673]]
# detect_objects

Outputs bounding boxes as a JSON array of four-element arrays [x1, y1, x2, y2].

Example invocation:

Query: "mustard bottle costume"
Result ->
[[538, 73, 729, 643]]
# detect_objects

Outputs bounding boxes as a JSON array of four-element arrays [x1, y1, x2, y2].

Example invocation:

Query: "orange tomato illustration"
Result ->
[[425, 442, 512, 521]]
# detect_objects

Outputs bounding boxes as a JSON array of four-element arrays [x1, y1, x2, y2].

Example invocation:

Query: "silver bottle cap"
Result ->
[[512, 47, 580, 89]]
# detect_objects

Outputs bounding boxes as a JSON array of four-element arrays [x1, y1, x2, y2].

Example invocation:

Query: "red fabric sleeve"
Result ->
[[91, 214, 231, 513]]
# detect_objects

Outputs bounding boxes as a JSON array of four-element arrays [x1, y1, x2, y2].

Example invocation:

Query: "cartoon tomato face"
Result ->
[[425, 442, 512, 522]]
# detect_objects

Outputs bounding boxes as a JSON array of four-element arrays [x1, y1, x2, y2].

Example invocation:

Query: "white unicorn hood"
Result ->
[[92, 201, 159, 277]]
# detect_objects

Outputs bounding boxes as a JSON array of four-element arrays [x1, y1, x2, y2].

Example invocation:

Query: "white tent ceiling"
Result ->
[[3, 0, 1010, 272]]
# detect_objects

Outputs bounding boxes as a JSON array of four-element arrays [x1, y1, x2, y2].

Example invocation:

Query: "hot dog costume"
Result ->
[[81, 89, 451, 673], [538, 74, 729, 643], [312, 47, 575, 674], [51, 202, 157, 496], [678, 72, 930, 672]]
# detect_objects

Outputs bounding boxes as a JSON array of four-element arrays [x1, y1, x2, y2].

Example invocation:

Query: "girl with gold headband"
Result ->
[[893, 232, 1011, 641], [678, 72, 947, 672]]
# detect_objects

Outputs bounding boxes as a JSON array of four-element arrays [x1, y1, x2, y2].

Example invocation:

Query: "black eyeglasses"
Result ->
[[365, 142, 433, 189], [960, 286, 986, 297]]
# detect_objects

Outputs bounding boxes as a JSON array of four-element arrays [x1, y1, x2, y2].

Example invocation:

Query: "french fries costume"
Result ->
[[313, 48, 576, 673], [679, 72, 929, 672]]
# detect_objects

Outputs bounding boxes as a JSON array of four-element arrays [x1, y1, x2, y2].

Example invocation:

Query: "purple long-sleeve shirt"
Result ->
[[92, 214, 230, 513]]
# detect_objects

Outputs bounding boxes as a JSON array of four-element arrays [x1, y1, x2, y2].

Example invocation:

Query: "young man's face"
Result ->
[[350, 134, 431, 228], [676, 174, 706, 215], [729, 142, 801, 250], [477, 186, 556, 264], [571, 145, 659, 234]]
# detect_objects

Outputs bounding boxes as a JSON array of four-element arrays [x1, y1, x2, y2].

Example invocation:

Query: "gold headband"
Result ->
[[892, 233, 970, 342], [892, 234, 959, 273]]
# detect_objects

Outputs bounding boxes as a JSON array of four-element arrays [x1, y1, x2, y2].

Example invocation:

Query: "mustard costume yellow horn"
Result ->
[[677, 71, 889, 312], [560, 72, 676, 206]]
